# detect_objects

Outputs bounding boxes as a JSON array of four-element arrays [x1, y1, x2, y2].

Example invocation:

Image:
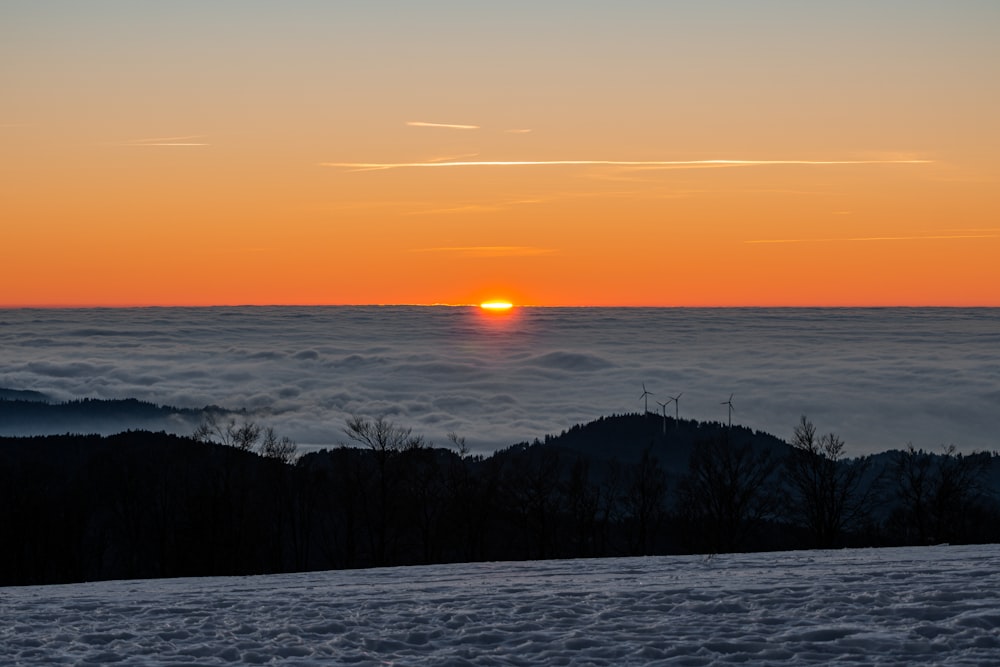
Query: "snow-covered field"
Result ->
[[3, 545, 999, 666]]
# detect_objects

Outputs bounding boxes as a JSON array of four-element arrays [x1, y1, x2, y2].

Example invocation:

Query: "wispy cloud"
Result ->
[[406, 121, 480, 130], [322, 158, 932, 171], [408, 246, 556, 257], [427, 153, 480, 163], [123, 135, 209, 146], [505, 128, 533, 134], [746, 233, 1000, 244]]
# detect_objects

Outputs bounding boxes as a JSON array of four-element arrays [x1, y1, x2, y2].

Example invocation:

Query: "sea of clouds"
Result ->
[[1, 307, 998, 456]]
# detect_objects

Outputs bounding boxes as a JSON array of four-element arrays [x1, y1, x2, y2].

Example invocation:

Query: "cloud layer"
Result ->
[[1, 307, 996, 455]]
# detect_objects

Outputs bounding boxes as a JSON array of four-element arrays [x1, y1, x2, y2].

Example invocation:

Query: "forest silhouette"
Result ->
[[1, 407, 998, 586]]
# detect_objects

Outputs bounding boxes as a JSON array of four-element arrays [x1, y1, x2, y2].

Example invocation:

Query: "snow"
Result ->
[[3, 544, 999, 665]]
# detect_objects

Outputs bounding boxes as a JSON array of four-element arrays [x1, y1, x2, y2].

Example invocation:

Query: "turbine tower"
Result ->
[[721, 393, 735, 429], [640, 383, 653, 416], [656, 400, 669, 435], [668, 392, 683, 425]]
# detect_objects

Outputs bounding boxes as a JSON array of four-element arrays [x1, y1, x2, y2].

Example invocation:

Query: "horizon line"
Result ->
[[3, 303, 998, 310]]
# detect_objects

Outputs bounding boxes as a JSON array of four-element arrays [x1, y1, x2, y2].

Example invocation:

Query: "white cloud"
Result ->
[[406, 121, 480, 130]]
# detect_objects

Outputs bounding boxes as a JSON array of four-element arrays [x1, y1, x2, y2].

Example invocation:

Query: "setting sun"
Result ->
[[480, 301, 514, 311]]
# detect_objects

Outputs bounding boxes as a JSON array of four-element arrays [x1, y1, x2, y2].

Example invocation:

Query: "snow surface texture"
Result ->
[[3, 545, 999, 665]]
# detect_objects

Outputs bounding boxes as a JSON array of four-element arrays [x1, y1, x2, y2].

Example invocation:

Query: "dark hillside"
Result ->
[[0, 398, 231, 437], [1, 415, 997, 586], [0, 388, 51, 402], [520, 413, 793, 479]]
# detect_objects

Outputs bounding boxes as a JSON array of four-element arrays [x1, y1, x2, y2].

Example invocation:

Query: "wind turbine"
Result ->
[[668, 392, 683, 425], [721, 393, 735, 429], [656, 400, 669, 435], [640, 383, 653, 416]]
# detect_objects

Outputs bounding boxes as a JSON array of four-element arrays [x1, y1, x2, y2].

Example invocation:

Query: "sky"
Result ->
[[3, 1, 999, 307]]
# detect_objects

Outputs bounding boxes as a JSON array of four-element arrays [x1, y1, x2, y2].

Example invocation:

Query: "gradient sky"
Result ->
[[3, 1, 999, 306]]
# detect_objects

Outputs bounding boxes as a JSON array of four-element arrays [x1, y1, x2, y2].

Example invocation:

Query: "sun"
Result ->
[[479, 300, 514, 311]]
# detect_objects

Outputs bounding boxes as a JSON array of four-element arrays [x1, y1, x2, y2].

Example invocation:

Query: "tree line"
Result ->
[[1, 413, 997, 586]]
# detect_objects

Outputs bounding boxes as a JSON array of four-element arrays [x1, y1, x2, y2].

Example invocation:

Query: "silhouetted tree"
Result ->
[[677, 436, 782, 553], [194, 413, 262, 451], [502, 447, 563, 559], [785, 416, 878, 548], [563, 457, 601, 557], [892, 444, 990, 544], [343, 415, 425, 565], [400, 445, 451, 564], [444, 438, 500, 562], [260, 427, 299, 463], [595, 460, 624, 556], [621, 445, 667, 555]]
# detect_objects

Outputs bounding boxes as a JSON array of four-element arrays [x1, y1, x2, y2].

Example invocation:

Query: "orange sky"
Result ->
[[3, 2, 999, 306]]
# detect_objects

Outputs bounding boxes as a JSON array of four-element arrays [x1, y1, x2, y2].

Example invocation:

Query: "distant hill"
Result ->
[[0, 388, 51, 402], [508, 412, 794, 480], [0, 397, 231, 437]]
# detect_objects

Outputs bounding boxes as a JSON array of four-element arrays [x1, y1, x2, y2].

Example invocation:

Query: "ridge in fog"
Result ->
[[1, 307, 997, 456]]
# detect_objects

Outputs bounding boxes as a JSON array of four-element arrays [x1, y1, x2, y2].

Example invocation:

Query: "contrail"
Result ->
[[322, 158, 932, 171], [406, 121, 480, 130], [746, 233, 998, 244]]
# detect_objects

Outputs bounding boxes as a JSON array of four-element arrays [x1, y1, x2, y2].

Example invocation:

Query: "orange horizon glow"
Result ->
[[3, 4, 999, 308]]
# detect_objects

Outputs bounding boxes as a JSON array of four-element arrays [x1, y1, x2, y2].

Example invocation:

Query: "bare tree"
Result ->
[[259, 427, 298, 463], [677, 436, 782, 553], [343, 415, 425, 565], [893, 443, 990, 544], [503, 447, 563, 560], [194, 413, 262, 451], [621, 445, 667, 556], [563, 457, 601, 557], [344, 415, 424, 458], [784, 416, 878, 548], [195, 414, 298, 462]]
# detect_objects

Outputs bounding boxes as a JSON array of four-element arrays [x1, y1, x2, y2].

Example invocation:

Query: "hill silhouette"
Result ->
[[0, 388, 51, 402], [0, 396, 233, 437], [1, 410, 998, 586], [512, 412, 794, 480]]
